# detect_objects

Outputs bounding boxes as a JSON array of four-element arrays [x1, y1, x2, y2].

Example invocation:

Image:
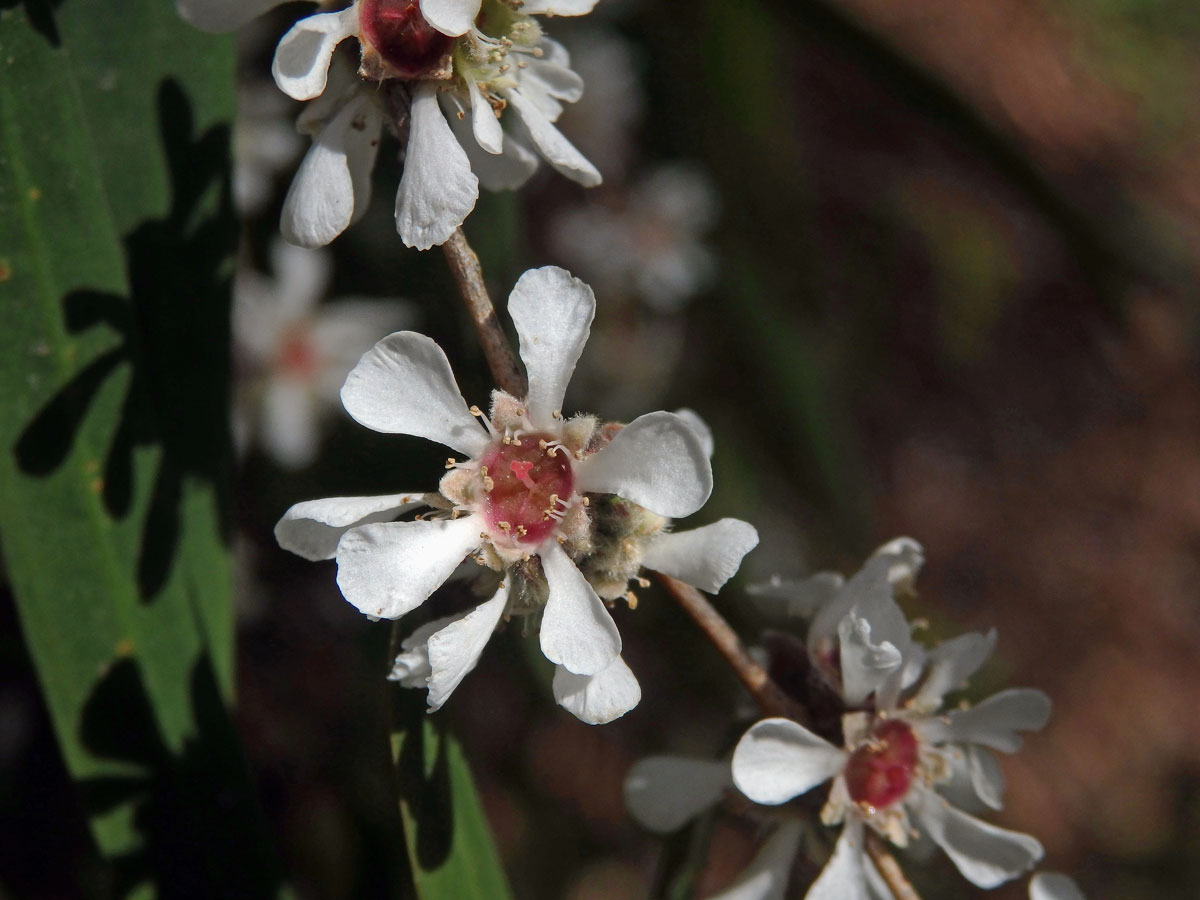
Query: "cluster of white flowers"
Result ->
[[179, 0, 600, 249], [275, 266, 758, 723], [625, 539, 1076, 899], [178, 2, 1085, 895]]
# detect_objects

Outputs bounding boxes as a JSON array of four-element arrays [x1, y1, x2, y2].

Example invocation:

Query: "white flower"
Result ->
[[233, 240, 411, 468], [730, 632, 1050, 894], [549, 163, 720, 312], [277, 266, 756, 722], [185, 0, 601, 249], [628, 544, 1051, 897]]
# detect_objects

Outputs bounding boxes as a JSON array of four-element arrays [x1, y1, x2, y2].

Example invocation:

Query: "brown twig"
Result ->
[[441, 227, 527, 397], [652, 572, 811, 726], [867, 833, 922, 900]]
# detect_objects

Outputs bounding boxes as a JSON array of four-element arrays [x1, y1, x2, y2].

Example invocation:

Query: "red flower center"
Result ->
[[844, 719, 919, 812], [478, 433, 574, 545], [358, 0, 455, 78]]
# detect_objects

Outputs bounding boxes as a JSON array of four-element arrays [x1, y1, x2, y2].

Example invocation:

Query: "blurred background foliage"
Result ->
[[4, 0, 1200, 897]]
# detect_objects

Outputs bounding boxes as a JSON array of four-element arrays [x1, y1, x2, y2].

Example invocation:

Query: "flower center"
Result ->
[[478, 432, 573, 546], [359, 0, 455, 78], [844, 719, 919, 812], [278, 331, 318, 378]]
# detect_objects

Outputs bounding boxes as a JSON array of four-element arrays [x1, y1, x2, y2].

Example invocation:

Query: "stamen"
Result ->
[[635, 576, 650, 588], [624, 591, 639, 610]]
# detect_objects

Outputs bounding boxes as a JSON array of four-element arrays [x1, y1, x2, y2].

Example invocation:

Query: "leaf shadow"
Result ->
[[13, 77, 235, 601], [0, 0, 65, 47], [79, 655, 282, 899]]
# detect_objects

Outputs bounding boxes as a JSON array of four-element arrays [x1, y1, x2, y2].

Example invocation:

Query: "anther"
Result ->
[[636, 576, 650, 588], [445, 457, 457, 469], [625, 592, 639, 610]]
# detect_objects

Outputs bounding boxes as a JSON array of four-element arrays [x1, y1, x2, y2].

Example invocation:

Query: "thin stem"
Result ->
[[867, 834, 921, 900], [439, 224, 920, 900], [441, 227, 527, 397], [652, 572, 811, 726]]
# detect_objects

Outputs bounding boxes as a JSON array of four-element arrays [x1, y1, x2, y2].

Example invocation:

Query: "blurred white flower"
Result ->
[[233, 80, 304, 216], [276, 266, 756, 722], [180, 0, 601, 249], [233, 240, 411, 468], [555, 26, 645, 182], [549, 163, 719, 312]]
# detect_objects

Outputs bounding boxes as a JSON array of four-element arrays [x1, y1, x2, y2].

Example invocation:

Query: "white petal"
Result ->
[[340, 331, 489, 457], [507, 266, 595, 427], [1030, 873, 1086, 900], [575, 411, 712, 518], [275, 493, 427, 561], [282, 92, 380, 248], [673, 408, 714, 459], [838, 612, 903, 707], [806, 820, 872, 900], [968, 746, 1005, 810], [271, 240, 332, 319], [175, 0, 283, 32], [271, 8, 359, 101], [388, 616, 453, 687], [910, 629, 997, 713], [426, 582, 509, 709], [419, 0, 480, 36], [912, 789, 1043, 889], [518, 0, 597, 14], [553, 655, 641, 724], [539, 541, 621, 675], [505, 88, 601, 187], [514, 45, 584, 113], [396, 83, 478, 249], [731, 717, 844, 806], [444, 94, 541, 191], [706, 821, 804, 900], [335, 516, 482, 619], [623, 756, 731, 833], [260, 379, 320, 469], [640, 519, 759, 593], [872, 536, 925, 586], [942, 689, 1053, 753], [466, 79, 504, 154]]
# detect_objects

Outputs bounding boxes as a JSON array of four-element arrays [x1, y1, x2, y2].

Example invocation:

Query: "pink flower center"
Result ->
[[844, 719, 919, 812], [278, 331, 318, 378], [358, 0, 455, 78], [478, 433, 574, 545]]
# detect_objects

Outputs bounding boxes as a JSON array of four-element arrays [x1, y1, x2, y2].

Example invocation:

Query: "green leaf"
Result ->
[[0, 1, 279, 893], [393, 693, 515, 900]]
